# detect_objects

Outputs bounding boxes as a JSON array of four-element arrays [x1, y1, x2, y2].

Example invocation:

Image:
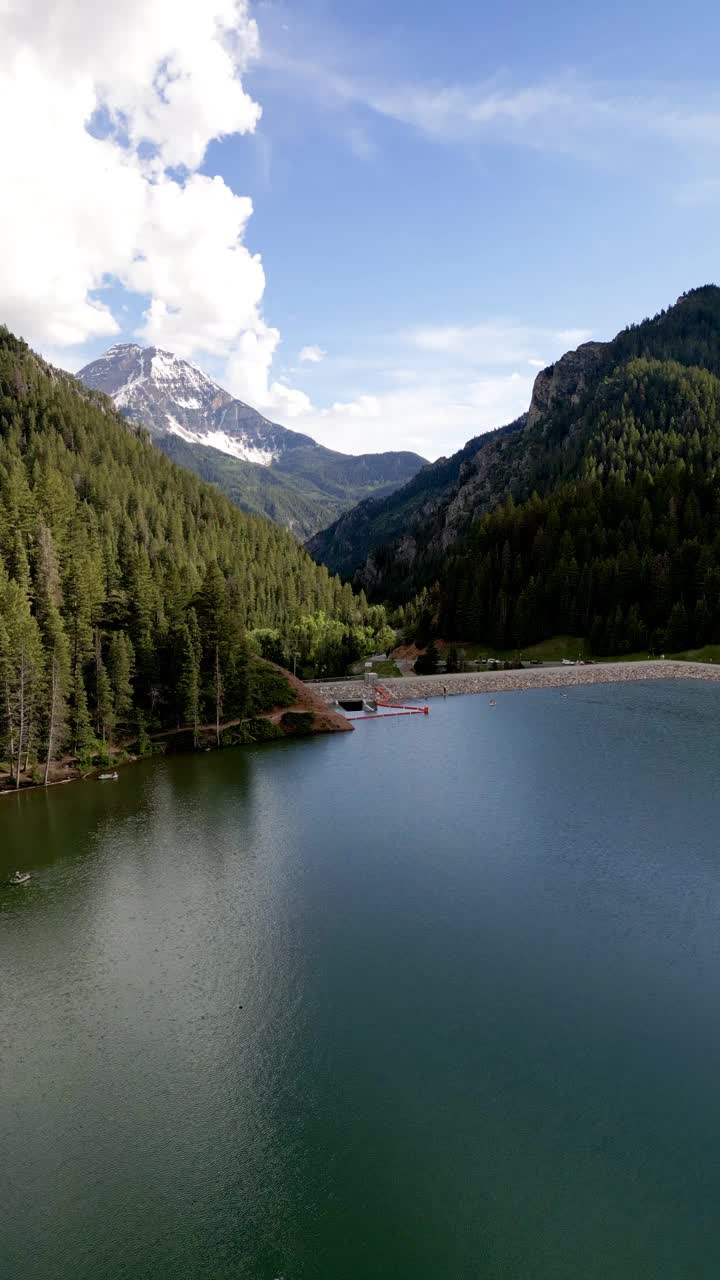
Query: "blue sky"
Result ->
[[3, 0, 720, 457]]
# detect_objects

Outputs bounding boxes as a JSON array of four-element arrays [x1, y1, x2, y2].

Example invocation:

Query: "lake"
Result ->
[[3, 680, 720, 1279]]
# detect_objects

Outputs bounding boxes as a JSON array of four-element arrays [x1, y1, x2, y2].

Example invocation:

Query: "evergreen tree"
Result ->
[[95, 658, 115, 746], [665, 601, 689, 652], [445, 646, 460, 673], [40, 607, 70, 784], [70, 669, 98, 769], [0, 579, 45, 786], [177, 622, 201, 747], [414, 640, 440, 675], [107, 633, 135, 731]]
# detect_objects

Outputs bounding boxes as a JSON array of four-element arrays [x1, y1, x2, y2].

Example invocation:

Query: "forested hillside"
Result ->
[[158, 432, 424, 540], [311, 287, 720, 628], [0, 328, 391, 785], [433, 357, 720, 654], [309, 286, 720, 657], [307, 422, 523, 579]]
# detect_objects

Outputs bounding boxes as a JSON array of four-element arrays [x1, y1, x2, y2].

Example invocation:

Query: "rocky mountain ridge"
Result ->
[[79, 343, 316, 465], [308, 286, 720, 597], [78, 345, 425, 538]]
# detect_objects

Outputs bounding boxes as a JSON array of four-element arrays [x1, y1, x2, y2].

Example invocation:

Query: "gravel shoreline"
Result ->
[[311, 660, 720, 704]]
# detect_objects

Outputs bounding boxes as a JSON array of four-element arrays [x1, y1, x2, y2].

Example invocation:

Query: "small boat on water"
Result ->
[[98, 772, 119, 781], [489, 700, 497, 707], [9, 871, 31, 885]]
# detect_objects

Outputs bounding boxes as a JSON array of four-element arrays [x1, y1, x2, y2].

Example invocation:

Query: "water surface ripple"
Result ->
[[2, 681, 720, 1278]]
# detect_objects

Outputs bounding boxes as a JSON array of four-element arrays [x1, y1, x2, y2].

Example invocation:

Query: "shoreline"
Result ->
[[4, 661, 718, 795], [0, 673, 350, 797], [311, 660, 720, 704]]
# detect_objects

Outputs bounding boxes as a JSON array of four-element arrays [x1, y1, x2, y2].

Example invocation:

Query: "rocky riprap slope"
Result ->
[[312, 661, 720, 704]]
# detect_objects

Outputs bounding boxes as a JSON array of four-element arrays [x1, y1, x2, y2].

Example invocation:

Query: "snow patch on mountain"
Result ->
[[78, 343, 309, 466], [205, 432, 276, 464], [114, 367, 148, 407], [164, 415, 277, 464]]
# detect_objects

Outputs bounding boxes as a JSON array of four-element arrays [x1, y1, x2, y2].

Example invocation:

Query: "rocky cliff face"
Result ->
[[310, 338, 611, 593], [308, 418, 525, 582], [309, 286, 720, 602], [525, 341, 608, 430]]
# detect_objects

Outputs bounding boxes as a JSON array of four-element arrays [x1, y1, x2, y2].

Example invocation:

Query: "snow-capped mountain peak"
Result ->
[[78, 344, 315, 466]]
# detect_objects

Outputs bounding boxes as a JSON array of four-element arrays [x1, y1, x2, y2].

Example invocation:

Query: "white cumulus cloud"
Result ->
[[328, 395, 382, 419], [0, 0, 309, 414], [299, 373, 533, 458], [299, 345, 327, 364], [224, 323, 312, 417]]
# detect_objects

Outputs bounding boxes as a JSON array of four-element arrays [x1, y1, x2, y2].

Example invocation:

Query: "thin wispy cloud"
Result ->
[[406, 321, 592, 366], [366, 79, 720, 154], [257, 41, 720, 171]]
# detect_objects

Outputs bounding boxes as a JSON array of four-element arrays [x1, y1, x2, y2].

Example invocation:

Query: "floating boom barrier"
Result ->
[[343, 684, 429, 721]]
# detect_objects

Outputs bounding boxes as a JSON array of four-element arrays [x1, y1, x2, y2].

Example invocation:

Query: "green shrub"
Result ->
[[280, 711, 314, 735], [247, 717, 284, 742], [248, 661, 294, 713]]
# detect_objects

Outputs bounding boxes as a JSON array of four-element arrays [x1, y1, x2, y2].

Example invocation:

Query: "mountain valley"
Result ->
[[79, 345, 425, 538], [308, 286, 720, 656]]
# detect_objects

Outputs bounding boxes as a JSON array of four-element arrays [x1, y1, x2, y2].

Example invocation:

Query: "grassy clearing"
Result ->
[[370, 659, 403, 677], [454, 636, 589, 663], [448, 636, 720, 666], [349, 658, 402, 678], [591, 646, 720, 664], [670, 645, 720, 664]]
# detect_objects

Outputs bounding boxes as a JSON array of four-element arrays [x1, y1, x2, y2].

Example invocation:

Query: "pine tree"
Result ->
[[177, 622, 201, 747], [665, 601, 689, 653], [107, 633, 135, 731], [70, 669, 97, 768], [41, 606, 70, 784], [196, 565, 230, 746], [0, 579, 45, 786], [414, 640, 439, 675], [96, 659, 115, 746]]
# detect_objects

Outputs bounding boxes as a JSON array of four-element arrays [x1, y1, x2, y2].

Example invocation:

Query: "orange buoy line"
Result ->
[[347, 708, 429, 720], [346, 685, 429, 720], [376, 704, 428, 713]]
